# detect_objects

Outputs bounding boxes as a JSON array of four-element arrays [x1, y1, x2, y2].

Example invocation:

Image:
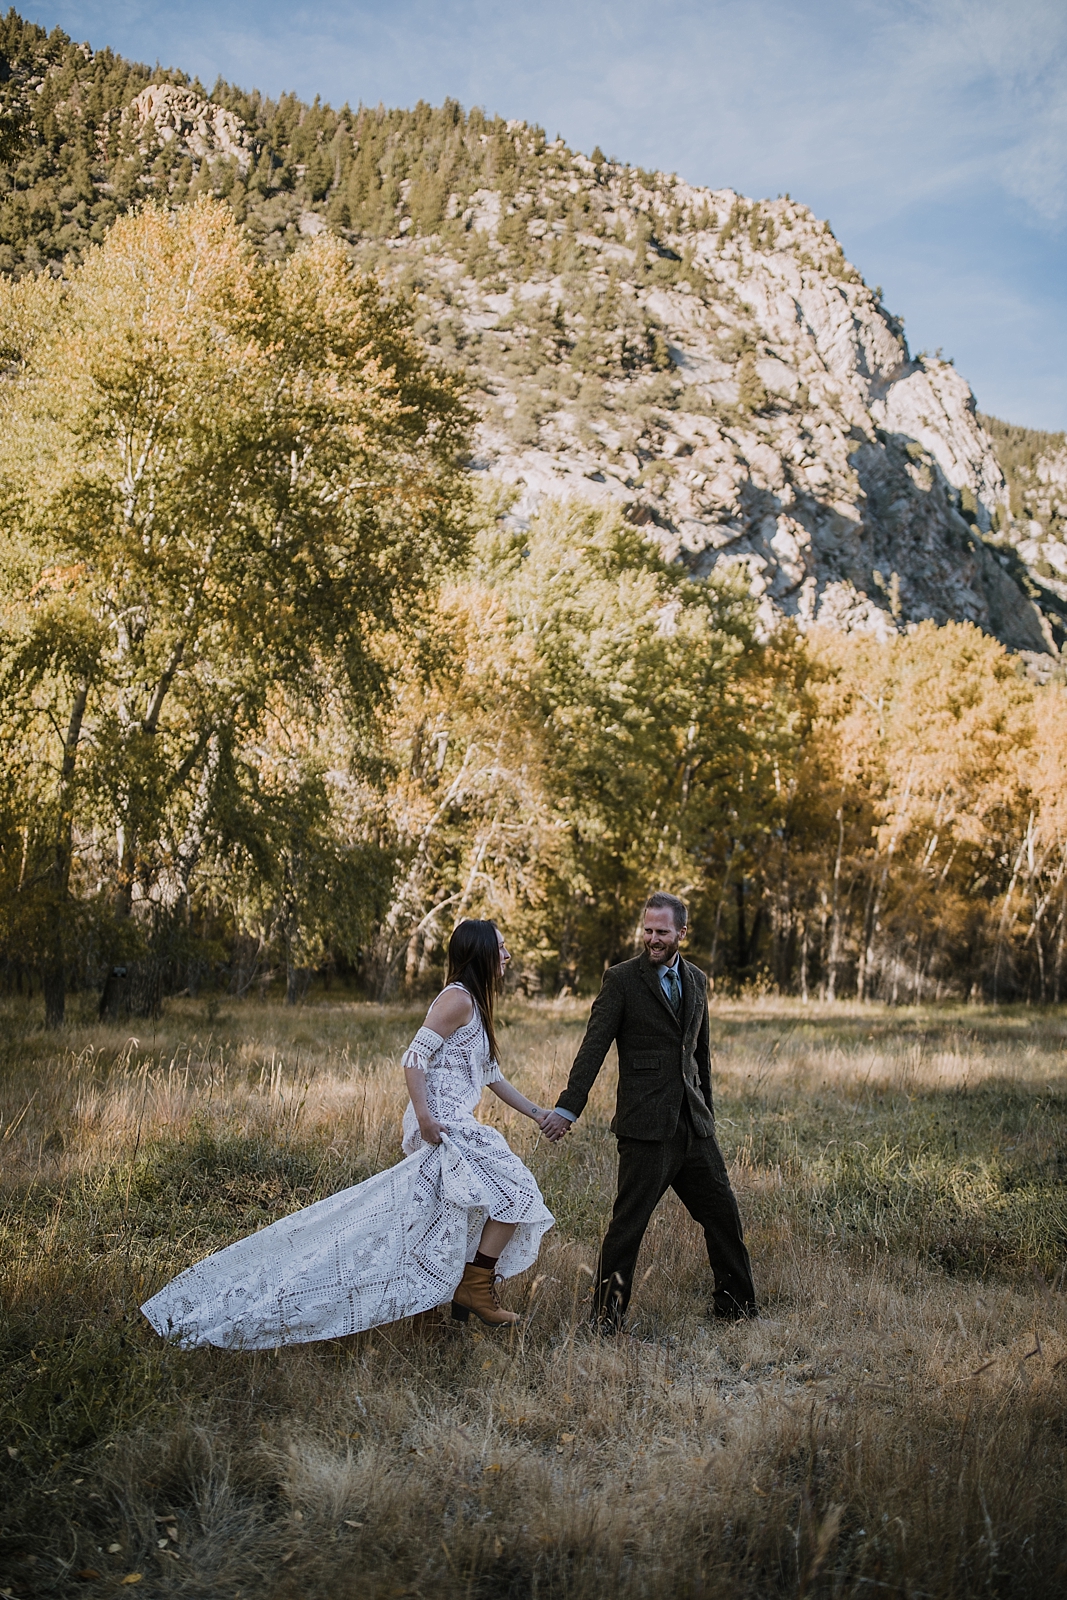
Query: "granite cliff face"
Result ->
[[377, 167, 1057, 656], [0, 15, 1059, 656]]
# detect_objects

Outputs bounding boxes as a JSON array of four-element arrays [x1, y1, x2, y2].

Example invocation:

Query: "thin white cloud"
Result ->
[[869, 0, 1067, 221]]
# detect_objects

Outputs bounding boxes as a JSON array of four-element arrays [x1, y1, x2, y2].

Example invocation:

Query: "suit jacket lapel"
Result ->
[[680, 958, 700, 1034], [639, 952, 682, 1026]]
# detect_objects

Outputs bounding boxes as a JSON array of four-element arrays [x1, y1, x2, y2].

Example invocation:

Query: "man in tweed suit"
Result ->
[[542, 892, 756, 1328]]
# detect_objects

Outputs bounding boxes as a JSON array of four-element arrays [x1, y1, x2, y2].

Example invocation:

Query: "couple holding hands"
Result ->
[[143, 893, 756, 1348]]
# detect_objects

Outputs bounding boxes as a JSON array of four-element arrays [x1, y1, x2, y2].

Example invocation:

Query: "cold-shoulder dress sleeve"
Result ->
[[401, 1026, 446, 1072]]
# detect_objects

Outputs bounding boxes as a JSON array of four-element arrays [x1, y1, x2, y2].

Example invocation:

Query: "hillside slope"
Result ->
[[1, 11, 1062, 656]]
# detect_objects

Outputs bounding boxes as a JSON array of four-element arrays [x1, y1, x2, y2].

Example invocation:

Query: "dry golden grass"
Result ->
[[2, 993, 1067, 1598]]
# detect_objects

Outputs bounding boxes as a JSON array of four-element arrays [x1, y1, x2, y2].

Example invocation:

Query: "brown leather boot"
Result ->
[[450, 1263, 519, 1327]]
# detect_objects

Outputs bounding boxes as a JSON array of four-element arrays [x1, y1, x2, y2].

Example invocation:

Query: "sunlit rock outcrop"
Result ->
[[121, 84, 254, 173]]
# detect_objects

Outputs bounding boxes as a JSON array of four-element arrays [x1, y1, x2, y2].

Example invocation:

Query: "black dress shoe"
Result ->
[[711, 1302, 759, 1322]]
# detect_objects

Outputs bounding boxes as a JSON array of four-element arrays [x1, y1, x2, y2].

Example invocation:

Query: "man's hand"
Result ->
[[537, 1109, 573, 1143]]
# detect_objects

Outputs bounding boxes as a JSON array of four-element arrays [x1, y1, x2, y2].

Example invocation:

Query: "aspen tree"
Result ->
[[0, 198, 469, 1023]]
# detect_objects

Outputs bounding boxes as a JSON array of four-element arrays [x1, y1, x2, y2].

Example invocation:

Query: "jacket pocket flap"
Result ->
[[629, 1051, 667, 1072]]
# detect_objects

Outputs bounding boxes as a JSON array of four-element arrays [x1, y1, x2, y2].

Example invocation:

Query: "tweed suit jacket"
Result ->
[[555, 951, 716, 1142]]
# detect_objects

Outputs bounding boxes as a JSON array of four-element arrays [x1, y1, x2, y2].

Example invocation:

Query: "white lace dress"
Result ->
[[140, 990, 554, 1349]]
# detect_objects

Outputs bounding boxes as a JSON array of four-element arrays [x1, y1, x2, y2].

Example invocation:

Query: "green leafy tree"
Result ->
[[0, 196, 469, 1023]]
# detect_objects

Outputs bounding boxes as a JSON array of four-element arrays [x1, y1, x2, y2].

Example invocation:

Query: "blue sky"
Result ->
[[33, 1, 1067, 431]]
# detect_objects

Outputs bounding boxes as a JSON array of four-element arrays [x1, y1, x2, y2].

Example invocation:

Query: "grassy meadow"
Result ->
[[2, 993, 1067, 1598]]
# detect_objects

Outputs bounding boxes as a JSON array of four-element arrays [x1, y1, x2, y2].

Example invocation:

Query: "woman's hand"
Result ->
[[405, 1060, 445, 1147]]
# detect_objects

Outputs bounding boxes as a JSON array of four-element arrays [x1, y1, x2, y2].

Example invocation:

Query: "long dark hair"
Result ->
[[446, 919, 501, 1063]]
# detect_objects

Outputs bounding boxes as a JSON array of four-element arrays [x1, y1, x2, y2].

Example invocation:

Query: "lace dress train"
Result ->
[[140, 997, 554, 1349]]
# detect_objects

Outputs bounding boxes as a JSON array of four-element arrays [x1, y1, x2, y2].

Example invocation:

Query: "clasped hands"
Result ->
[[419, 1106, 572, 1147], [535, 1108, 572, 1143]]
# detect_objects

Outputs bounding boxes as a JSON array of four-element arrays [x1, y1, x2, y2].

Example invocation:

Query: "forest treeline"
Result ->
[[1, 197, 1066, 1023]]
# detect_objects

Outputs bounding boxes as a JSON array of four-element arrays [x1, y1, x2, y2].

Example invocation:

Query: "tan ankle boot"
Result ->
[[450, 1263, 519, 1327]]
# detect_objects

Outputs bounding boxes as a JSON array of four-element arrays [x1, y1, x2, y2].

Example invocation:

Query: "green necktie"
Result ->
[[665, 968, 681, 1013]]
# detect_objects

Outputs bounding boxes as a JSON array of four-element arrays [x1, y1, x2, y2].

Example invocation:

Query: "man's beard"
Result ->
[[646, 939, 679, 962]]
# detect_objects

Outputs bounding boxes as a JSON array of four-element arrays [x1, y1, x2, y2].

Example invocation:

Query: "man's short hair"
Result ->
[[644, 891, 688, 930]]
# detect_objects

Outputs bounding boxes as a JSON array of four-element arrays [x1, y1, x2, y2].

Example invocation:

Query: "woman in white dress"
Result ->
[[141, 920, 556, 1347]]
